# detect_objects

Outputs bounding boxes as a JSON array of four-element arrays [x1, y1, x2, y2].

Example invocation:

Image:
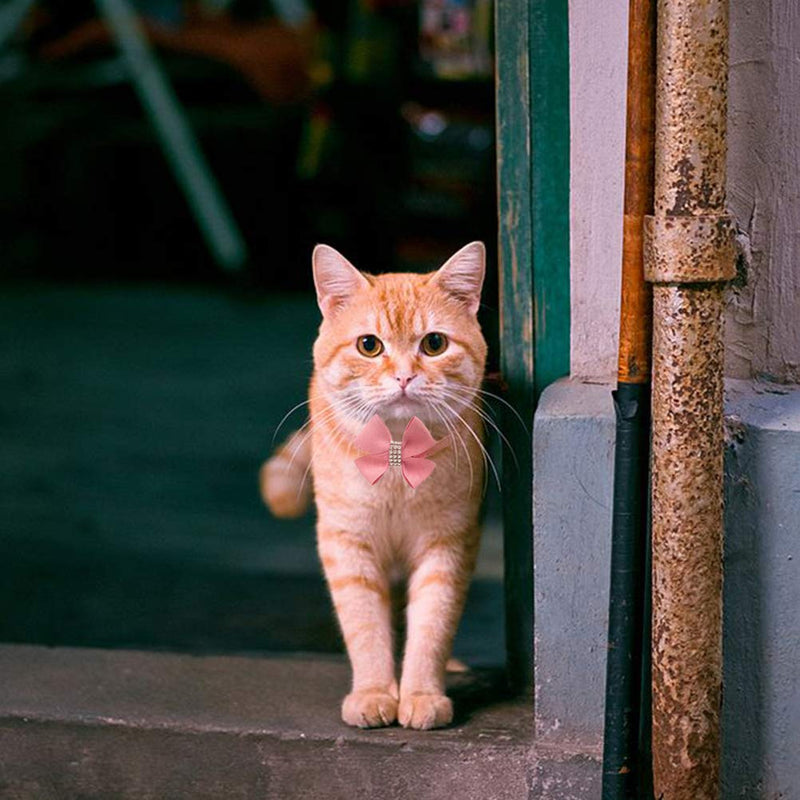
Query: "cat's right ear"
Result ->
[[312, 245, 369, 318]]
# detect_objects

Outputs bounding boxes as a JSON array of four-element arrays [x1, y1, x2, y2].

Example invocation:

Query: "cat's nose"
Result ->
[[396, 374, 417, 390]]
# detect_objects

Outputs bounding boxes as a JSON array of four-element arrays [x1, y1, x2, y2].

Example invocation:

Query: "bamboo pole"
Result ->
[[646, 1, 736, 796], [601, 1, 656, 797], [617, 0, 656, 387]]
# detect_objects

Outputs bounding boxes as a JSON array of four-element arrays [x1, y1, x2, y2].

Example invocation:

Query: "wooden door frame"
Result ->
[[496, 0, 571, 692]]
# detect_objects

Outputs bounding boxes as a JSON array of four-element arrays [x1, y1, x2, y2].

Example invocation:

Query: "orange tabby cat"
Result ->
[[261, 242, 487, 730]]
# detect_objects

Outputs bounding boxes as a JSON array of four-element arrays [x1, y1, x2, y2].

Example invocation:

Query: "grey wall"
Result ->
[[533, 378, 800, 798], [722, 380, 800, 796]]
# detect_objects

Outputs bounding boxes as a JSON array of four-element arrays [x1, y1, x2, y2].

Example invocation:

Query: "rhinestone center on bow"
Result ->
[[388, 440, 403, 467]]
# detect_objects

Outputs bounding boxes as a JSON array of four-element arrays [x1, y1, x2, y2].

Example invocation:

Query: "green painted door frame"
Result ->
[[496, 0, 570, 691]]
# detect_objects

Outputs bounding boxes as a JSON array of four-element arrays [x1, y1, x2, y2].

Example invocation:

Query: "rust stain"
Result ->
[[644, 213, 737, 283], [667, 157, 695, 215]]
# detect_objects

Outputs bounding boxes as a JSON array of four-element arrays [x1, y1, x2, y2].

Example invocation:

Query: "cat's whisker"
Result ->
[[425, 399, 462, 473], [283, 389, 361, 445], [286, 395, 363, 473], [299, 423, 343, 496], [443, 383, 523, 444], [319, 397, 373, 454], [437, 396, 501, 492], [428, 401, 461, 471], [319, 404, 368, 463], [272, 397, 314, 444], [461, 385, 529, 432], [429, 398, 477, 491], [295, 397, 373, 497], [436, 387, 519, 470]]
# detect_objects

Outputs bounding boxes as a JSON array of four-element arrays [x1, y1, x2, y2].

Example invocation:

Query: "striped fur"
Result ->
[[261, 242, 488, 730]]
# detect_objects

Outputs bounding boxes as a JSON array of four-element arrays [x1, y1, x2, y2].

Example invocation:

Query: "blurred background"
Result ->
[[0, 0, 502, 666]]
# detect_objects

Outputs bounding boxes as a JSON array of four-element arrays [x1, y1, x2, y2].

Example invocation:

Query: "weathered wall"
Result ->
[[726, 0, 800, 382], [568, 0, 627, 381], [569, 0, 800, 383]]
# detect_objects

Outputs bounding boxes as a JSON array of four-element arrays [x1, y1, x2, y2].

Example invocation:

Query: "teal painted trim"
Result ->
[[496, 0, 570, 692], [496, 0, 534, 692], [530, 0, 571, 397]]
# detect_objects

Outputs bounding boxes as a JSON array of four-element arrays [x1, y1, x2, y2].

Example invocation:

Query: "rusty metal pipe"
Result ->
[[645, 1, 736, 797]]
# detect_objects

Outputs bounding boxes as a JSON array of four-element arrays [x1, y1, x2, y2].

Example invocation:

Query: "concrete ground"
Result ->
[[0, 283, 504, 665], [0, 645, 533, 800]]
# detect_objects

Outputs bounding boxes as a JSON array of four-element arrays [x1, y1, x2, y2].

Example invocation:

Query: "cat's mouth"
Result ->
[[377, 393, 426, 420]]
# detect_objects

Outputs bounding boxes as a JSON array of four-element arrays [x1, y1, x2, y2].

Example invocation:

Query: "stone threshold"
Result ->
[[0, 645, 544, 800]]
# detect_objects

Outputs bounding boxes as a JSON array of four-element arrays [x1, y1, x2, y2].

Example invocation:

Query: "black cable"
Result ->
[[601, 381, 652, 800]]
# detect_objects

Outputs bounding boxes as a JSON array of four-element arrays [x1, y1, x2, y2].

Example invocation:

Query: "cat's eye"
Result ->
[[356, 335, 384, 357], [420, 332, 448, 356]]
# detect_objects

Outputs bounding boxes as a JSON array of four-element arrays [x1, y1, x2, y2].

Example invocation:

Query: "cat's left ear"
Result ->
[[432, 241, 486, 315], [313, 244, 370, 318]]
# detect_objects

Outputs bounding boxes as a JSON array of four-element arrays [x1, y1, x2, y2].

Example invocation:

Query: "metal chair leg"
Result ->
[[95, 0, 248, 273]]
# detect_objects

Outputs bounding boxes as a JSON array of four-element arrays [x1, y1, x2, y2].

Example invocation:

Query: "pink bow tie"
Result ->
[[354, 415, 441, 489]]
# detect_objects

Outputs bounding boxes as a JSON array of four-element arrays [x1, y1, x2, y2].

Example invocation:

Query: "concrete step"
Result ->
[[0, 645, 533, 800]]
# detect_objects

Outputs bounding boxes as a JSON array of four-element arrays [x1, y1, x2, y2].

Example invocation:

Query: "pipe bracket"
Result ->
[[643, 213, 737, 283]]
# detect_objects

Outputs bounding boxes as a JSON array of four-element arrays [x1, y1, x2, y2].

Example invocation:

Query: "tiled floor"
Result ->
[[0, 283, 503, 665]]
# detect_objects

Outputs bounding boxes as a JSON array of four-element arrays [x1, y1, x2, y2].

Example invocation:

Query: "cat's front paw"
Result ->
[[341, 689, 398, 728], [398, 692, 453, 730]]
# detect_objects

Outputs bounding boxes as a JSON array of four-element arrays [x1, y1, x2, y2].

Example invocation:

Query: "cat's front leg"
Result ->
[[318, 525, 398, 728], [398, 530, 478, 730]]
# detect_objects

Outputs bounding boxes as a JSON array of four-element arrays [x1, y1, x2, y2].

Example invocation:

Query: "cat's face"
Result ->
[[311, 243, 488, 428]]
